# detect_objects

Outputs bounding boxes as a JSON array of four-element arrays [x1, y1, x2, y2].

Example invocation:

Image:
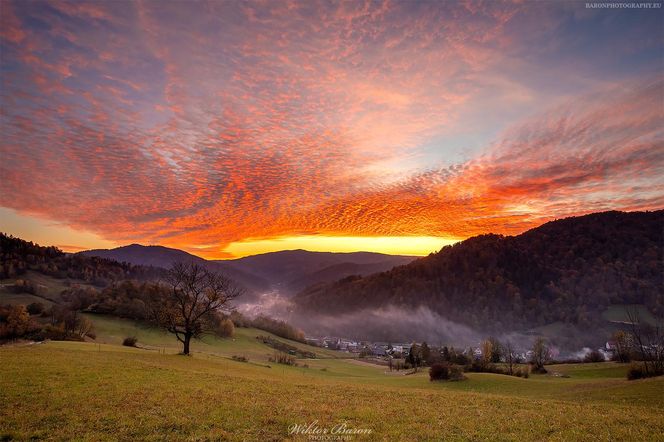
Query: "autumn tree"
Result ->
[[480, 339, 494, 369], [5, 305, 32, 339], [149, 262, 242, 355]]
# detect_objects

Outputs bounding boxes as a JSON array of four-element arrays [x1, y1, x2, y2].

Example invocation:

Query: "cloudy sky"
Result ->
[[1, 0, 662, 258]]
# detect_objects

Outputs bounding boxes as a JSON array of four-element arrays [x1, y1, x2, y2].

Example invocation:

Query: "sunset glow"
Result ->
[[1, 1, 662, 258]]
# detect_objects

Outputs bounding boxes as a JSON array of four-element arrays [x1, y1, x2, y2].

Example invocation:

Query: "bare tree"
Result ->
[[611, 330, 631, 363], [149, 262, 243, 355], [505, 341, 515, 375], [480, 339, 494, 369], [626, 306, 664, 376]]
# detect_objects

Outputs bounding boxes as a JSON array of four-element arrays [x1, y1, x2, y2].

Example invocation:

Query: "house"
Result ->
[[371, 345, 387, 356]]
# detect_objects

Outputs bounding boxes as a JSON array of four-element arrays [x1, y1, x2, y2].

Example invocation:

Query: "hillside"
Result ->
[[293, 210, 664, 333], [2, 342, 663, 440], [220, 249, 414, 293], [1, 233, 161, 286]]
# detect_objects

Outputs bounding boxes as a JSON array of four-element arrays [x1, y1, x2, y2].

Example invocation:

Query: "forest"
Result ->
[[294, 210, 664, 332]]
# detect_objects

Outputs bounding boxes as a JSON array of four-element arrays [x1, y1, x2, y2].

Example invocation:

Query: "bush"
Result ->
[[449, 365, 465, 381], [250, 315, 306, 343], [122, 336, 138, 347], [430, 362, 450, 381], [232, 355, 248, 362], [256, 335, 316, 358], [216, 318, 235, 338], [26, 302, 44, 315], [515, 367, 530, 378], [42, 324, 67, 340], [269, 351, 297, 366], [430, 363, 465, 381], [584, 350, 605, 363], [530, 365, 547, 374], [627, 363, 664, 380]]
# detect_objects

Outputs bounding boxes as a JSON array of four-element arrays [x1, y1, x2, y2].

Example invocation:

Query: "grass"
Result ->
[[2, 288, 663, 440], [1, 270, 96, 306], [1, 341, 663, 441], [84, 313, 346, 362]]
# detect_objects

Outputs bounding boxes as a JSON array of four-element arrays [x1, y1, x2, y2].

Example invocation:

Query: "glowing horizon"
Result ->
[[1, 1, 662, 259]]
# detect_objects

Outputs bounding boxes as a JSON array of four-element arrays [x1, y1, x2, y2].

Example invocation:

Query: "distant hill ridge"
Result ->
[[81, 245, 415, 295]]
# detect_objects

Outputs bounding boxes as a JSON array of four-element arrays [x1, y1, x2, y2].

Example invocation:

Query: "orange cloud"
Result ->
[[0, 1, 662, 258]]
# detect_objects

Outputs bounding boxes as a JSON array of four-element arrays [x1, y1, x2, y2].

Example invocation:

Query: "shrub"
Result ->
[[256, 335, 316, 358], [122, 336, 138, 347], [584, 350, 605, 363], [627, 363, 645, 380], [26, 302, 44, 315], [216, 318, 235, 338], [430, 363, 465, 381], [250, 315, 306, 343], [530, 365, 548, 374], [449, 365, 465, 381], [430, 362, 450, 381], [232, 355, 248, 362], [627, 363, 664, 380], [515, 367, 530, 378], [269, 351, 297, 366], [42, 324, 67, 340]]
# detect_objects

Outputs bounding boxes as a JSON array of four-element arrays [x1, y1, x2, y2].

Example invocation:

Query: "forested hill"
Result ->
[[293, 210, 664, 332], [0, 233, 161, 285]]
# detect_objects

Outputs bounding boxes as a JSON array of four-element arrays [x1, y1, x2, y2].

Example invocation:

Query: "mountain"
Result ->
[[293, 210, 664, 334], [287, 259, 416, 293], [218, 249, 415, 293], [80, 244, 270, 295], [81, 245, 415, 296]]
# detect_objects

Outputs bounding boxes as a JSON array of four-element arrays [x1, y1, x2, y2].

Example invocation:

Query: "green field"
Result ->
[[83, 313, 346, 362], [1, 330, 663, 441], [2, 281, 663, 441]]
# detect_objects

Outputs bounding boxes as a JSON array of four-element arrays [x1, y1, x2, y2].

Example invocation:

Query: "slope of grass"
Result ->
[[1, 270, 96, 305], [84, 313, 346, 362], [1, 342, 663, 441]]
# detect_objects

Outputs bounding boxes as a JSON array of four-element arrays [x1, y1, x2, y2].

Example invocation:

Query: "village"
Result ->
[[305, 335, 625, 366]]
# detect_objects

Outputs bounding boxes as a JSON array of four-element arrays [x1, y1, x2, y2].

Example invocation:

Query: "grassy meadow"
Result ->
[[1, 314, 663, 441]]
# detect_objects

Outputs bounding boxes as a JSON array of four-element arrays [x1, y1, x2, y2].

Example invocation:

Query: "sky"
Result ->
[[0, 0, 662, 259]]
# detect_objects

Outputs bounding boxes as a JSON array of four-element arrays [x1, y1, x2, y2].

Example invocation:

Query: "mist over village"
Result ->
[[1, 1, 663, 441]]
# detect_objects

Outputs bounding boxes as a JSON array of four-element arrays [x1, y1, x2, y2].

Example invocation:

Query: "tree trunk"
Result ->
[[183, 333, 192, 355]]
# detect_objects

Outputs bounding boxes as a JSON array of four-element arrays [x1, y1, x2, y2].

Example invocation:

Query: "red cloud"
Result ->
[[0, 1, 662, 256]]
